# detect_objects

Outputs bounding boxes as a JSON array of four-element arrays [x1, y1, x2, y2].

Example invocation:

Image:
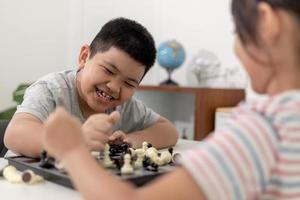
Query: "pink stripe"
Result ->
[[272, 104, 300, 114], [279, 127, 300, 132], [278, 156, 300, 165], [272, 168, 300, 176], [280, 136, 300, 142], [210, 136, 253, 199], [238, 117, 273, 167], [251, 101, 258, 112], [185, 151, 228, 199], [261, 97, 273, 113], [265, 190, 300, 199], [216, 131, 258, 198], [193, 149, 231, 199], [235, 107, 277, 158]]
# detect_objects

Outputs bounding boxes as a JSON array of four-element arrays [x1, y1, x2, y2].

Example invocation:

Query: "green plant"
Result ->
[[0, 83, 31, 120]]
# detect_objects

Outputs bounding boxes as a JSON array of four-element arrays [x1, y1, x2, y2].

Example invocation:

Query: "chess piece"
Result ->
[[109, 142, 130, 157], [102, 144, 114, 168], [121, 154, 133, 175], [145, 147, 159, 164], [158, 151, 172, 166], [2, 165, 22, 183], [112, 156, 124, 170], [55, 161, 66, 172], [133, 149, 144, 169], [128, 148, 136, 158], [39, 150, 55, 169], [142, 141, 149, 152], [172, 153, 182, 165], [22, 170, 44, 184], [91, 151, 101, 159]]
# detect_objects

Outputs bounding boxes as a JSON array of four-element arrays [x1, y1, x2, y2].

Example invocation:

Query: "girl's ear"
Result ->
[[78, 45, 90, 69], [257, 2, 280, 46]]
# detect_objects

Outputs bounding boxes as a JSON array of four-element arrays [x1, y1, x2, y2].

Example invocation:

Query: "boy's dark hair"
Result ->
[[89, 17, 156, 75], [231, 0, 300, 45]]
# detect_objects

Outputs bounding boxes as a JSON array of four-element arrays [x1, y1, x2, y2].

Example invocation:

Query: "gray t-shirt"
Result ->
[[16, 69, 160, 133]]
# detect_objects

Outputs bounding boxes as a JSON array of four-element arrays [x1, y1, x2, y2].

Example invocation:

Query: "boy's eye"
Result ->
[[125, 82, 136, 88], [104, 68, 114, 74]]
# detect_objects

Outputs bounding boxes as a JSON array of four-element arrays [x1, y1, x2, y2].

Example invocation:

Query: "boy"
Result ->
[[4, 18, 178, 158], [42, 0, 300, 199]]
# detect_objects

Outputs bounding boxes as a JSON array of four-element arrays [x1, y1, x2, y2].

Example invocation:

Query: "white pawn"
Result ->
[[2, 165, 22, 183], [121, 154, 133, 175], [142, 141, 148, 152], [133, 149, 144, 169], [102, 144, 114, 168], [158, 151, 172, 166]]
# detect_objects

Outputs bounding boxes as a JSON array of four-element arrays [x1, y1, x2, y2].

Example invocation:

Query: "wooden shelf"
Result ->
[[137, 85, 245, 140]]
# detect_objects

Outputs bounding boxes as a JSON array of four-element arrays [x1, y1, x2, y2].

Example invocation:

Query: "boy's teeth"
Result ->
[[101, 91, 111, 98], [96, 89, 113, 100]]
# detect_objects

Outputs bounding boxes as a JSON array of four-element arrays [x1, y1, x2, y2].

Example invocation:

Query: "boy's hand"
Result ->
[[42, 107, 85, 161], [108, 130, 132, 146], [82, 111, 120, 151]]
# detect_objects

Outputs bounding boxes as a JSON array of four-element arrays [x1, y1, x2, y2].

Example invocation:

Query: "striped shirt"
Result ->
[[180, 90, 300, 200]]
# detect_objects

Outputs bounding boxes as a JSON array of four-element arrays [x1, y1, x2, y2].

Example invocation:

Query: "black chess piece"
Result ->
[[112, 156, 124, 170], [147, 143, 153, 148], [143, 156, 152, 168], [146, 162, 159, 172], [39, 150, 55, 169], [168, 147, 173, 155], [109, 142, 130, 156]]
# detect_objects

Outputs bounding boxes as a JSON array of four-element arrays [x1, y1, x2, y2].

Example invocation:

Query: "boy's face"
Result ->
[[76, 45, 145, 114]]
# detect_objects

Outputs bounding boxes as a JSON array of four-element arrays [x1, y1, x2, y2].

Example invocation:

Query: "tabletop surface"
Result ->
[[0, 139, 201, 200]]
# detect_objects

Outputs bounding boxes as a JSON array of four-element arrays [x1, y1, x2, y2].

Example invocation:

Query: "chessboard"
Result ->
[[5, 155, 176, 189]]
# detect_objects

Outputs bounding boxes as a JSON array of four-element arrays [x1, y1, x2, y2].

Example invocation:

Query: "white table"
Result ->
[[0, 139, 200, 200]]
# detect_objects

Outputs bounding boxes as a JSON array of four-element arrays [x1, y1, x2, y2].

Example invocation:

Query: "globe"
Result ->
[[157, 40, 186, 86]]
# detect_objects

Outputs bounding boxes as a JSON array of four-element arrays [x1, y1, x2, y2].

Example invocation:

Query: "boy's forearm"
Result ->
[[127, 118, 179, 149], [4, 115, 44, 158]]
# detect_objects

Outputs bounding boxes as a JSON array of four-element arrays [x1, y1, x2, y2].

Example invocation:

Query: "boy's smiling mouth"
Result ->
[[95, 87, 115, 102]]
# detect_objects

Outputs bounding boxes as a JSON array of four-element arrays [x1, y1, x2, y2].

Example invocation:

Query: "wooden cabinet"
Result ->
[[136, 85, 245, 140]]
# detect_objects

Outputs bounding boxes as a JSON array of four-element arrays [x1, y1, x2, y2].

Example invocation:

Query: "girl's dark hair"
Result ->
[[89, 17, 156, 75], [231, 0, 300, 44]]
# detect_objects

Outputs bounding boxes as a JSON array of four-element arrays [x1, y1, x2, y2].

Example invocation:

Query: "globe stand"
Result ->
[[160, 68, 178, 86]]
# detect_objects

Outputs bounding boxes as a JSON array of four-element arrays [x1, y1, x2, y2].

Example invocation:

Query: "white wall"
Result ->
[[0, 0, 249, 111], [0, 0, 71, 110]]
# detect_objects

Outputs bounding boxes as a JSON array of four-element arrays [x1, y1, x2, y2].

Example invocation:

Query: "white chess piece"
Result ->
[[102, 144, 114, 168], [21, 170, 44, 184], [142, 141, 148, 152], [121, 154, 133, 174], [133, 149, 144, 169], [55, 160, 66, 172], [158, 151, 172, 166], [128, 148, 136, 157], [145, 147, 159, 164], [91, 151, 100, 159], [2, 165, 22, 183]]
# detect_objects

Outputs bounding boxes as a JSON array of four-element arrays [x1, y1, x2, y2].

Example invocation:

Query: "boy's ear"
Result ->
[[78, 45, 90, 68], [257, 2, 280, 46]]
